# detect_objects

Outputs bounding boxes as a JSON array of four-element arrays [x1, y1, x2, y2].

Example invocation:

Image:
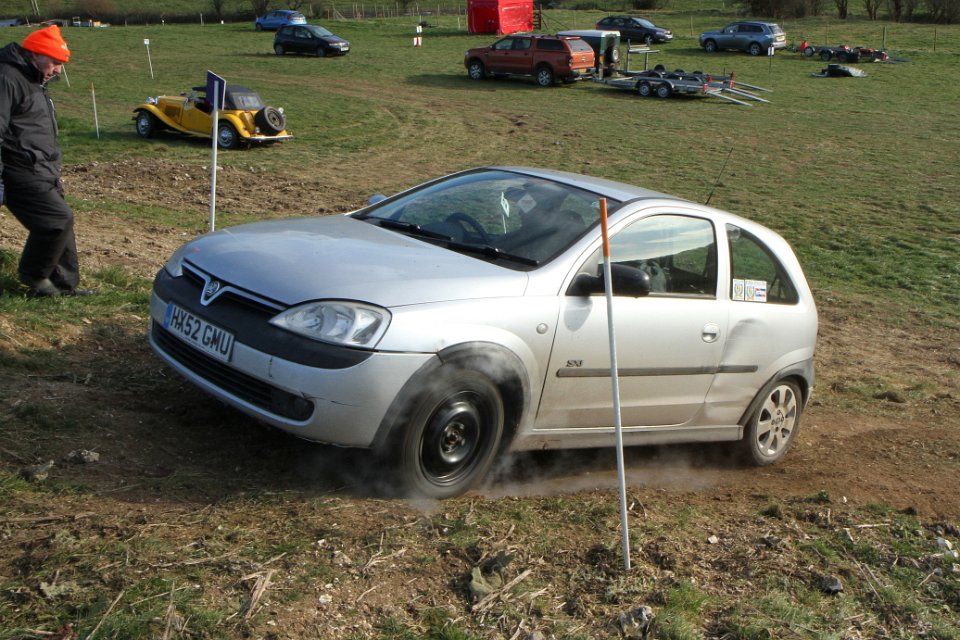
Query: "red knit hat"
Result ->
[[22, 25, 71, 63]]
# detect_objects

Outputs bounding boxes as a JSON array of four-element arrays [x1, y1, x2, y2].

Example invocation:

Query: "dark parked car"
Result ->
[[255, 9, 306, 31], [274, 24, 350, 56], [595, 15, 673, 46], [699, 21, 786, 56]]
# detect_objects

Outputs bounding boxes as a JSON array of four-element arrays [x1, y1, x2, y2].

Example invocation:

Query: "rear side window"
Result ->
[[727, 225, 798, 304], [537, 39, 564, 51], [567, 39, 595, 53]]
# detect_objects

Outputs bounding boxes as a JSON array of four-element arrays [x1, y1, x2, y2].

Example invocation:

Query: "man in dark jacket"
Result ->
[[0, 25, 91, 297]]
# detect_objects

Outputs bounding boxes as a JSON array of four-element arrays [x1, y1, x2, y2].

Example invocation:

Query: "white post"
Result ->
[[144, 39, 154, 79], [208, 77, 224, 232], [599, 198, 631, 572], [90, 84, 99, 139]]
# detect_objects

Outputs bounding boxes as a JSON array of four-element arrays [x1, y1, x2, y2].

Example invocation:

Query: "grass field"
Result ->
[[0, 7, 959, 639]]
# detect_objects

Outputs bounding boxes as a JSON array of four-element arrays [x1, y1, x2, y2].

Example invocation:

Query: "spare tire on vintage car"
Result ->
[[255, 106, 286, 135]]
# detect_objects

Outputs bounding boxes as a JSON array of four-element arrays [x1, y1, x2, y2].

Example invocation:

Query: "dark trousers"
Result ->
[[5, 180, 79, 291]]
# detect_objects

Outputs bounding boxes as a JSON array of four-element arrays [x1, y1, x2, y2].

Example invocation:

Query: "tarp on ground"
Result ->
[[467, 0, 533, 35]]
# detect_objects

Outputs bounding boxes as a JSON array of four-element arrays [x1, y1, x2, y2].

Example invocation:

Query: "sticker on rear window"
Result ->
[[732, 279, 767, 302]]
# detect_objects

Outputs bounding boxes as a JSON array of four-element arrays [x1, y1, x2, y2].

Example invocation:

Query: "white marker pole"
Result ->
[[144, 38, 154, 79], [209, 86, 220, 232], [600, 197, 631, 571], [90, 84, 99, 139]]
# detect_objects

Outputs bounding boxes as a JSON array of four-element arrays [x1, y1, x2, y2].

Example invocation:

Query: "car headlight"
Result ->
[[270, 301, 390, 348], [163, 244, 193, 277]]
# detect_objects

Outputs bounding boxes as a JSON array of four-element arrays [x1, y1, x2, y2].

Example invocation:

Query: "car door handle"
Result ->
[[702, 323, 720, 343]]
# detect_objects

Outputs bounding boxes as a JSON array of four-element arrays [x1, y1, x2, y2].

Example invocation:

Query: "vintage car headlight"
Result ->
[[269, 301, 390, 348]]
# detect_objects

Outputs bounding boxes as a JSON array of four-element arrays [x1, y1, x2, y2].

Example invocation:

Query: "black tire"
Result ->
[[655, 83, 672, 99], [820, 50, 832, 61], [315, 46, 326, 57], [467, 59, 485, 80], [390, 369, 504, 498], [274, 44, 285, 56], [703, 39, 717, 53], [255, 23, 263, 31], [135, 111, 157, 138], [607, 46, 620, 64], [255, 106, 286, 135], [749, 42, 763, 56], [535, 65, 554, 87], [802, 46, 815, 57], [643, 34, 654, 46], [637, 81, 653, 97], [742, 379, 803, 466], [217, 121, 240, 150]]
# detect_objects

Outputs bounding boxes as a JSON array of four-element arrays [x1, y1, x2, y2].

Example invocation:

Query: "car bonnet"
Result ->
[[177, 216, 529, 308]]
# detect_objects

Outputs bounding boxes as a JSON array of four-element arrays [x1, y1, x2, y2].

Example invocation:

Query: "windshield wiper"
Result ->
[[373, 218, 454, 241], [446, 241, 540, 266]]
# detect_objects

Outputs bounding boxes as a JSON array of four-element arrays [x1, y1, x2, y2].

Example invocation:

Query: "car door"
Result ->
[[288, 26, 313, 53], [537, 212, 728, 430], [716, 24, 740, 49], [484, 36, 522, 74]]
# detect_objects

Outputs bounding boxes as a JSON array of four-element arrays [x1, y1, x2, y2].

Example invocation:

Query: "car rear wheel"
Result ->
[[135, 111, 157, 138], [637, 81, 653, 97], [467, 59, 485, 80], [391, 369, 504, 499], [703, 39, 717, 53], [742, 380, 802, 466], [217, 121, 240, 150], [749, 42, 763, 56], [255, 106, 286, 135], [643, 34, 654, 46], [535, 65, 555, 87], [655, 83, 672, 98], [274, 44, 285, 56], [315, 46, 325, 57]]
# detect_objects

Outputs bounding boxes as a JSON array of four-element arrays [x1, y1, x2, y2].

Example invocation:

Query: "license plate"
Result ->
[[162, 303, 235, 363]]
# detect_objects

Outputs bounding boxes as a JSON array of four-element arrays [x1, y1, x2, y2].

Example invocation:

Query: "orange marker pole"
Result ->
[[600, 197, 631, 571]]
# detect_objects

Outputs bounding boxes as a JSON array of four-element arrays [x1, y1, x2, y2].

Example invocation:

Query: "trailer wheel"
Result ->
[[535, 65, 555, 87], [637, 81, 653, 97], [802, 46, 815, 57], [467, 59, 485, 80], [703, 39, 717, 53], [820, 50, 832, 61], [655, 83, 672, 99], [749, 42, 763, 56]]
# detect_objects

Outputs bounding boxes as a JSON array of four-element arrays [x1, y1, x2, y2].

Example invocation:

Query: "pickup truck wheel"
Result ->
[[655, 83, 672, 99], [274, 44, 285, 56], [217, 122, 240, 150], [467, 60, 485, 80], [703, 39, 717, 53], [535, 65, 555, 87], [135, 111, 157, 138], [637, 81, 653, 97], [749, 42, 763, 56]]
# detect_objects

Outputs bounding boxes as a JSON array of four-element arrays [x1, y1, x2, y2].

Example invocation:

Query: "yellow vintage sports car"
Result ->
[[133, 85, 292, 150]]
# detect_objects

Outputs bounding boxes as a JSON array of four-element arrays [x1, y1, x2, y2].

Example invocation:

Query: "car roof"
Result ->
[[558, 29, 619, 38], [489, 166, 676, 203]]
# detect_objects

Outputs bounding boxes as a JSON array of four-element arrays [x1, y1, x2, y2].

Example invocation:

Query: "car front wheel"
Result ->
[[467, 59, 485, 80], [135, 111, 157, 138], [743, 380, 802, 466], [274, 44, 285, 56], [535, 65, 555, 87], [391, 369, 504, 499], [217, 121, 240, 150], [703, 39, 717, 53]]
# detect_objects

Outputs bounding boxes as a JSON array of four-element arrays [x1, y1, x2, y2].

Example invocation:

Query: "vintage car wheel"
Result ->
[[217, 122, 240, 150], [636, 81, 653, 97], [391, 368, 504, 499], [254, 107, 286, 135], [742, 379, 803, 466], [535, 65, 555, 87], [274, 44, 285, 56], [135, 111, 157, 138], [703, 39, 717, 53], [467, 60, 485, 80], [655, 83, 672, 99]]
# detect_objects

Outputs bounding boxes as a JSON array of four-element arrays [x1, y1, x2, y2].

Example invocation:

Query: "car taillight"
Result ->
[[567, 56, 573, 66]]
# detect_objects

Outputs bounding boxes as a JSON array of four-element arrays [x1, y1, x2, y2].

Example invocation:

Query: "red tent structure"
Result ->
[[467, 0, 534, 35]]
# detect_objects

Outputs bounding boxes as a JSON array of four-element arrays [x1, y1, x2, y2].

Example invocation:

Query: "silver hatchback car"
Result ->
[[149, 167, 817, 498]]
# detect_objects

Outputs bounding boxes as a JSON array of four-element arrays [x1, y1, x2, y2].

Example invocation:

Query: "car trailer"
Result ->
[[799, 42, 891, 63], [594, 66, 771, 106]]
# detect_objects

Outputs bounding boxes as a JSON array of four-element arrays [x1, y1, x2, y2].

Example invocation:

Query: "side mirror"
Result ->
[[367, 194, 387, 206], [569, 263, 651, 298]]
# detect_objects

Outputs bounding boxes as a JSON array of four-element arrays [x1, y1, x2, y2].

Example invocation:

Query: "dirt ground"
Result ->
[[1, 160, 958, 638]]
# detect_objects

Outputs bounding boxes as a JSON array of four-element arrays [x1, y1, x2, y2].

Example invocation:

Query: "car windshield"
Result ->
[[307, 25, 333, 36], [355, 169, 619, 267]]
